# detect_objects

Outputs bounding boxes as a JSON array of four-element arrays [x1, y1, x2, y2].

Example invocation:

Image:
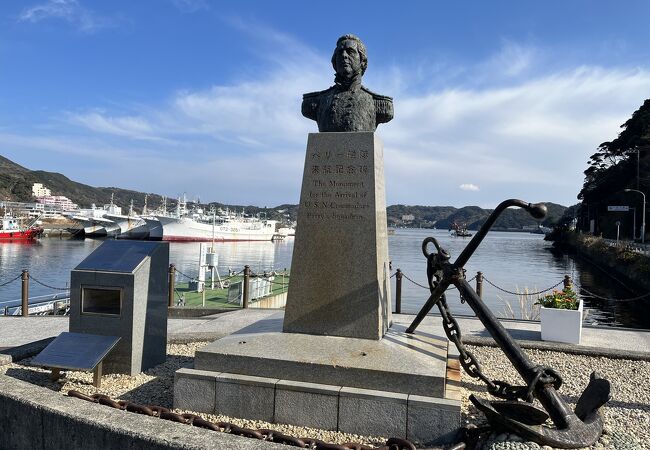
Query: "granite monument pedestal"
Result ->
[[283, 132, 391, 340]]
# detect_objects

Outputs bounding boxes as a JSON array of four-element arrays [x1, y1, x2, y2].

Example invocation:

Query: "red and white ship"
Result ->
[[0, 215, 43, 241]]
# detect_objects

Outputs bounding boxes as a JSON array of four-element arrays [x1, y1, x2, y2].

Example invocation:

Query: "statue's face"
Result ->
[[334, 39, 362, 80]]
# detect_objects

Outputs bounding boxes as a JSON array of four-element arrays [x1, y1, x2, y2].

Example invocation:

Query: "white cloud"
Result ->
[[19, 0, 121, 33], [460, 183, 480, 191], [480, 40, 538, 78], [6, 31, 650, 207]]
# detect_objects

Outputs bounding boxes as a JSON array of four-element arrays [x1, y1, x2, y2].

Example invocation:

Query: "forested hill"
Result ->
[[0, 155, 566, 228], [387, 203, 567, 230]]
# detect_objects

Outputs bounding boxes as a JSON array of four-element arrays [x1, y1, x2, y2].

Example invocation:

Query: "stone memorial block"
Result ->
[[69, 240, 169, 375], [283, 132, 391, 340]]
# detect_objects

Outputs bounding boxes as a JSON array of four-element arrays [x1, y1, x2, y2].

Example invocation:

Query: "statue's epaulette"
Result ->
[[302, 88, 329, 121], [362, 87, 394, 124], [302, 86, 336, 99], [361, 86, 393, 102]]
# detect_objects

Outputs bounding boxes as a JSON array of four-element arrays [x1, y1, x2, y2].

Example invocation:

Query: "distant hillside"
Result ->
[[387, 202, 567, 230], [0, 154, 566, 228]]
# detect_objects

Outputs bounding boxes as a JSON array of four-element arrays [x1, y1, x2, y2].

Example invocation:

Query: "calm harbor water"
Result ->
[[1, 230, 648, 328]]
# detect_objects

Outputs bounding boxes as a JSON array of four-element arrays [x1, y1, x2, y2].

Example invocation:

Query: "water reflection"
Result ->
[[0, 232, 648, 329]]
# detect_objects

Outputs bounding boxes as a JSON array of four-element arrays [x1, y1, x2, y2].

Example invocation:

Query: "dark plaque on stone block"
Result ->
[[31, 332, 120, 371]]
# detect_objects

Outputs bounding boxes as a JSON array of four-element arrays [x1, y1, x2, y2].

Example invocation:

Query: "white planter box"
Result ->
[[540, 300, 583, 345]]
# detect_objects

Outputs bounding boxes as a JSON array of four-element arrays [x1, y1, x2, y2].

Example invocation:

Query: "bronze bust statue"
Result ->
[[302, 34, 394, 132]]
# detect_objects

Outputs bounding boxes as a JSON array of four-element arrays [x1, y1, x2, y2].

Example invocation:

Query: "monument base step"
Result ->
[[193, 318, 449, 398], [174, 368, 460, 446], [174, 314, 461, 445]]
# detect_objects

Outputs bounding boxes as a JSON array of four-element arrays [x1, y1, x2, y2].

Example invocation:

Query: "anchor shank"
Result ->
[[454, 278, 538, 378], [455, 278, 575, 428]]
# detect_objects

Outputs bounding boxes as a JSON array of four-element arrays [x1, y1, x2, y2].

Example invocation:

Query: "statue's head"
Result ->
[[331, 34, 368, 81]]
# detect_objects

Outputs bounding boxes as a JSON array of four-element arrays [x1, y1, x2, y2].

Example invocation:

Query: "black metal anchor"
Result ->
[[406, 199, 610, 449]]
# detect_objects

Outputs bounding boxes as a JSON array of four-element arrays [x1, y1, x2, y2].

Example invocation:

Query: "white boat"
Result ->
[[72, 215, 121, 237], [276, 226, 296, 237], [70, 195, 122, 238], [104, 200, 149, 239], [156, 209, 278, 242], [142, 217, 163, 241]]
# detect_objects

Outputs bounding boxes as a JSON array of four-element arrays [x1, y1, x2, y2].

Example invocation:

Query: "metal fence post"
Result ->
[[168, 264, 175, 307], [243, 265, 250, 308], [395, 269, 403, 314], [476, 271, 483, 299], [21, 270, 29, 317], [563, 275, 572, 290]]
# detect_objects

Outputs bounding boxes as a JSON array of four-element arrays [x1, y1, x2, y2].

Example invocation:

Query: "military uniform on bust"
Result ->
[[301, 34, 394, 133]]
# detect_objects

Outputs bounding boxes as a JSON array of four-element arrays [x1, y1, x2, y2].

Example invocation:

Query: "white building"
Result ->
[[32, 183, 51, 198], [36, 196, 78, 211]]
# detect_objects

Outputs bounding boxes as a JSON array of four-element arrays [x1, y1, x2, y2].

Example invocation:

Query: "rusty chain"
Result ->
[[426, 253, 561, 402], [67, 391, 417, 450]]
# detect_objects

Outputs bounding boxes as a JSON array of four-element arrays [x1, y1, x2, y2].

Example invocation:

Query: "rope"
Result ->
[[28, 275, 70, 291], [575, 283, 650, 302], [0, 273, 22, 287], [482, 276, 564, 296]]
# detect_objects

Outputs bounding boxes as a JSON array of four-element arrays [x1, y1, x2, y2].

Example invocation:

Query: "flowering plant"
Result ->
[[535, 287, 579, 310]]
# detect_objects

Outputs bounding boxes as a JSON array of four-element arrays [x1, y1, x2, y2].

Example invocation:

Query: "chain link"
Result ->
[[67, 391, 417, 450], [401, 272, 458, 291], [0, 273, 22, 287], [426, 258, 561, 402], [174, 268, 196, 280], [482, 276, 564, 296], [28, 275, 70, 291], [576, 283, 650, 302]]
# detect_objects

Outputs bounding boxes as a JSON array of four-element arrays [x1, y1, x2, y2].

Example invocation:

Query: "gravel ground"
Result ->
[[2, 342, 648, 449]]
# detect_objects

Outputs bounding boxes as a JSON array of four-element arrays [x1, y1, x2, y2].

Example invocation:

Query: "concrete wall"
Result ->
[[0, 375, 287, 450], [249, 292, 287, 309]]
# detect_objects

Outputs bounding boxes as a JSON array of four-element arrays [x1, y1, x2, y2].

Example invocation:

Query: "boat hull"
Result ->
[[156, 216, 276, 242], [143, 217, 163, 241], [0, 228, 43, 241], [104, 214, 149, 240]]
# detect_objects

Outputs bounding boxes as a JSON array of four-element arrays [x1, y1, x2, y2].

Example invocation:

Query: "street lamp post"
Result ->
[[624, 189, 646, 244]]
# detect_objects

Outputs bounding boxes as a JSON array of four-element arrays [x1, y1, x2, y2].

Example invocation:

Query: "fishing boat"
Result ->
[[0, 214, 43, 241], [104, 200, 149, 240], [155, 203, 278, 242], [450, 222, 473, 237]]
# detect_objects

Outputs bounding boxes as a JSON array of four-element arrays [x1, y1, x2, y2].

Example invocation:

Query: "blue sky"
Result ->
[[2, 1, 650, 208]]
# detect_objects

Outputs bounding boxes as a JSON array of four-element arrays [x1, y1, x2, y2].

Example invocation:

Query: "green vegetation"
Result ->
[[173, 274, 290, 308], [578, 99, 650, 239], [387, 202, 567, 230]]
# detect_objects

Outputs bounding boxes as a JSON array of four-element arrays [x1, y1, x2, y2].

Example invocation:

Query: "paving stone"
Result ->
[[407, 394, 461, 446], [215, 373, 278, 422], [173, 368, 219, 413], [275, 380, 341, 431], [338, 387, 407, 438]]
